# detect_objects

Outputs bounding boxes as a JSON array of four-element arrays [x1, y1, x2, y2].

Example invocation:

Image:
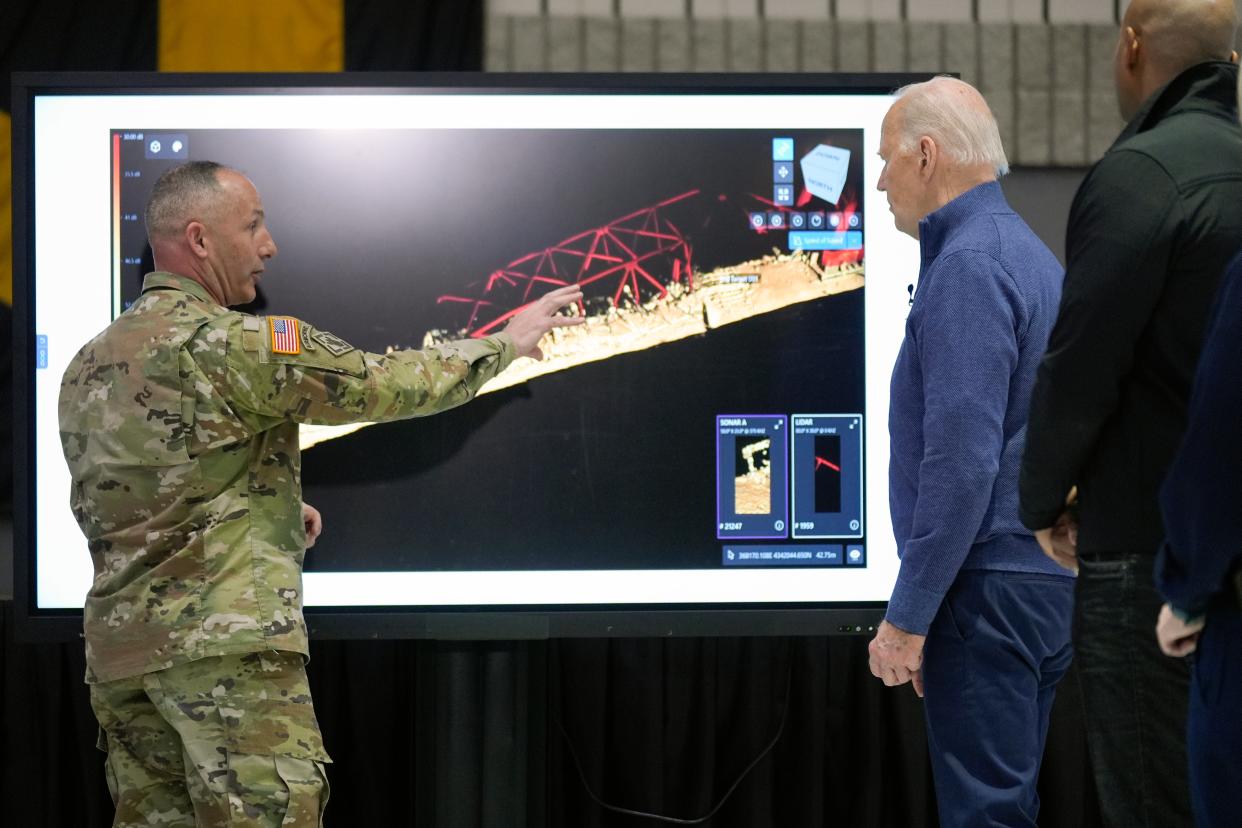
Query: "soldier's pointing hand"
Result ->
[[504, 284, 585, 360]]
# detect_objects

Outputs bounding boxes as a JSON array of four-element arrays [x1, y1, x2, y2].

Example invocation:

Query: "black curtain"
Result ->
[[0, 0, 158, 111], [344, 0, 485, 71], [2, 602, 1101, 827], [1, 602, 113, 827], [547, 636, 1100, 828]]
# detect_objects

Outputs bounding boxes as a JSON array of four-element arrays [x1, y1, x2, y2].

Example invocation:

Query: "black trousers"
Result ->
[[1075, 553, 1192, 828]]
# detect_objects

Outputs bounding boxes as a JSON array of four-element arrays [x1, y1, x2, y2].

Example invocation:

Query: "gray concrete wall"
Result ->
[[1002, 166, 1088, 265], [486, 0, 1242, 167]]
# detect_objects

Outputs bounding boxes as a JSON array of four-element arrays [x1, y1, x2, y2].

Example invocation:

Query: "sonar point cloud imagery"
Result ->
[[300, 134, 865, 450], [734, 436, 773, 515]]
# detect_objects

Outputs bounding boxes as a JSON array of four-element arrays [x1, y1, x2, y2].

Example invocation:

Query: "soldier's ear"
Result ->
[[185, 221, 209, 259]]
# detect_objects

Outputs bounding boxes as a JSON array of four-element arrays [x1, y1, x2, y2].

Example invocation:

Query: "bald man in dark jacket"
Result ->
[[1019, 1, 1242, 824]]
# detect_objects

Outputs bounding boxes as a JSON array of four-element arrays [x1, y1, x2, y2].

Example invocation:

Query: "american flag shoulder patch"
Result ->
[[269, 316, 301, 355]]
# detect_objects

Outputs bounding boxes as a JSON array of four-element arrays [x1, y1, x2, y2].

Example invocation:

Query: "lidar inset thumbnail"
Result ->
[[813, 434, 842, 514]]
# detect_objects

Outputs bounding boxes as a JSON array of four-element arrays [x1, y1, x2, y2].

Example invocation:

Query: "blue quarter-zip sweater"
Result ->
[[886, 181, 1074, 636]]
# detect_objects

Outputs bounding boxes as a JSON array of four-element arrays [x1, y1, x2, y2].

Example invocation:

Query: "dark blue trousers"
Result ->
[[1188, 603, 1242, 827], [922, 569, 1075, 828]]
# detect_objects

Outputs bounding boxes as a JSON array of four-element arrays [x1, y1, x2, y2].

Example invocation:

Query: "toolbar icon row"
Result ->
[[749, 211, 862, 231]]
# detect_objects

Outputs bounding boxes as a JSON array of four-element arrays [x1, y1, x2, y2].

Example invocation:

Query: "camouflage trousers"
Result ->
[[89, 650, 331, 827]]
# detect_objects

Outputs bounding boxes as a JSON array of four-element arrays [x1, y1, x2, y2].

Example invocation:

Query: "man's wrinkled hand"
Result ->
[[1156, 603, 1205, 657], [504, 284, 586, 360], [868, 620, 927, 697], [302, 502, 323, 549]]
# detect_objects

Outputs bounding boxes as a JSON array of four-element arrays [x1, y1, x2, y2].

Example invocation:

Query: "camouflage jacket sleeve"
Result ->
[[219, 315, 516, 431]]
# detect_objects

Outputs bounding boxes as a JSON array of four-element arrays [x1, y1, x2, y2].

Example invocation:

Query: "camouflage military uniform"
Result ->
[[60, 271, 514, 825], [89, 651, 329, 827]]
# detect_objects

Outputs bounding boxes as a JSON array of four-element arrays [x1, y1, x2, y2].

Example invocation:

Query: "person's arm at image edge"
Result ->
[[1156, 256, 1242, 620]]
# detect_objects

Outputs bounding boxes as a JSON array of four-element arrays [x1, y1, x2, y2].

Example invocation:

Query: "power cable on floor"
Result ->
[[553, 641, 794, 824]]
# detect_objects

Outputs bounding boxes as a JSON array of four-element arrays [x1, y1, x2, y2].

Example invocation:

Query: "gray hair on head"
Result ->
[[144, 160, 234, 242], [892, 76, 1010, 177]]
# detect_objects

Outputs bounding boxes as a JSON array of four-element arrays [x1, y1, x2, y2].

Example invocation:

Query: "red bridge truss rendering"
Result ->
[[437, 190, 699, 338]]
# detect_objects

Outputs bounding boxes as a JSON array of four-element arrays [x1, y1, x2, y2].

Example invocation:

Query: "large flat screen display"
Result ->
[[14, 74, 924, 637]]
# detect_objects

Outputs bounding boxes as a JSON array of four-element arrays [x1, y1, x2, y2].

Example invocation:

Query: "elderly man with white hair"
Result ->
[[867, 77, 1075, 827]]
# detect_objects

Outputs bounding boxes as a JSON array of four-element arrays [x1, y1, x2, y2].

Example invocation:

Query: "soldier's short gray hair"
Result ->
[[144, 161, 233, 242], [892, 77, 1009, 177]]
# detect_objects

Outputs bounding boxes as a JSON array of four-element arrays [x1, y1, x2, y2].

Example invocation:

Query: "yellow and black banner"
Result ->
[[158, 0, 344, 73]]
